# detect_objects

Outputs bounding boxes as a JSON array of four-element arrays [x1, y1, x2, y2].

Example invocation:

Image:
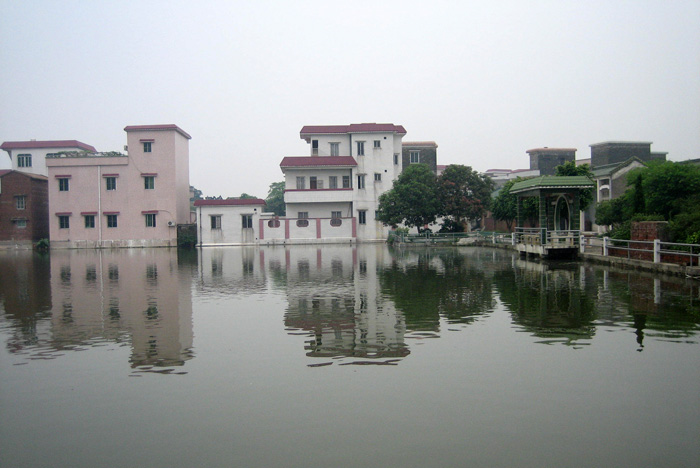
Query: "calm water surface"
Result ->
[[0, 245, 698, 468]]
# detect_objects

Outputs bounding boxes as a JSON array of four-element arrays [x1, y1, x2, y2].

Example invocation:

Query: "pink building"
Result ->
[[46, 124, 191, 249]]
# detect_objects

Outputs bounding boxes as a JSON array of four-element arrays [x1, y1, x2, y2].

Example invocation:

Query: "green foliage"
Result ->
[[377, 164, 439, 228], [491, 178, 539, 229], [555, 161, 594, 210], [437, 164, 495, 229], [669, 200, 700, 243], [34, 238, 50, 252], [630, 160, 700, 220], [265, 181, 286, 216], [595, 196, 631, 227], [238, 193, 257, 199], [177, 231, 197, 249]]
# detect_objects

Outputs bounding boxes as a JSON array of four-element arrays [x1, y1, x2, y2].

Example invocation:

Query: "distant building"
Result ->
[[0, 170, 49, 244], [526, 147, 577, 175], [589, 141, 666, 167], [1, 140, 96, 177], [46, 124, 191, 248], [402, 141, 438, 173], [194, 198, 266, 246]]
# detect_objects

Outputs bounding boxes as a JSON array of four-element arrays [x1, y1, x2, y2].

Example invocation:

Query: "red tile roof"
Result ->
[[300, 123, 406, 138], [123, 124, 192, 140], [194, 198, 266, 207], [0, 140, 96, 152], [280, 156, 357, 168]]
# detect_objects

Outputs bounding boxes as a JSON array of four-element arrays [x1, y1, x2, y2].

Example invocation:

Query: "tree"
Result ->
[[555, 161, 594, 210], [265, 181, 286, 216], [491, 178, 539, 230], [238, 193, 257, 199], [436, 165, 495, 231], [630, 160, 700, 220], [377, 164, 439, 229]]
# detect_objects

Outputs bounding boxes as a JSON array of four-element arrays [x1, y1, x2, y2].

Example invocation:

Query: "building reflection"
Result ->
[[265, 245, 410, 365], [0, 249, 195, 373]]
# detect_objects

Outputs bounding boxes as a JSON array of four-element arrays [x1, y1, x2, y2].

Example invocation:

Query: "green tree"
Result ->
[[436, 165, 495, 231], [491, 178, 539, 230], [555, 161, 594, 210], [377, 164, 439, 228], [265, 181, 286, 216], [595, 196, 631, 227], [238, 193, 257, 199], [630, 160, 700, 220]]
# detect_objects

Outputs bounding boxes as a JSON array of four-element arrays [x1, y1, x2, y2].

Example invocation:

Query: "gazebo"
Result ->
[[509, 176, 595, 258]]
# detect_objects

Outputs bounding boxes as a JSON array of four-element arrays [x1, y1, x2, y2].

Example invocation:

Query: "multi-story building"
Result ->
[[279, 123, 407, 242], [526, 147, 577, 175], [0, 170, 49, 244], [46, 124, 191, 249], [589, 141, 666, 167], [1, 140, 96, 177]]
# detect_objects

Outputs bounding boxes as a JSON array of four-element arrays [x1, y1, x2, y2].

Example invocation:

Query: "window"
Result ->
[[357, 141, 365, 156], [296, 176, 305, 190], [17, 154, 32, 167], [84, 215, 95, 228], [15, 196, 26, 210], [342, 175, 350, 188], [15, 219, 27, 229], [410, 150, 420, 163], [310, 176, 317, 189], [106, 177, 117, 191], [330, 142, 339, 156], [331, 211, 342, 219], [298, 212, 308, 219], [358, 210, 367, 225], [374, 173, 382, 182], [242, 214, 253, 229], [329, 176, 338, 189], [143, 142, 152, 153], [106, 214, 118, 228], [394, 153, 399, 165], [330, 212, 342, 227], [211, 215, 222, 230], [267, 219, 281, 228], [144, 176, 155, 190], [59, 178, 69, 191], [59, 215, 70, 229], [145, 213, 157, 227], [374, 140, 381, 149], [357, 174, 365, 189], [312, 139, 319, 155], [297, 212, 309, 227]]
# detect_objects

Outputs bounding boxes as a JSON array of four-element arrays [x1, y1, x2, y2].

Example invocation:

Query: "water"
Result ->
[[0, 245, 698, 468]]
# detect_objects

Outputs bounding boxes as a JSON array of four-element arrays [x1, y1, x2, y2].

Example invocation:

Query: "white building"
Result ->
[[194, 198, 266, 246], [281, 123, 406, 242], [1, 140, 96, 177]]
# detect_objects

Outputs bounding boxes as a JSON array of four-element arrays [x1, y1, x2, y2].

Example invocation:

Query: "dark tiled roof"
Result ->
[[526, 147, 577, 154], [0, 140, 96, 152], [123, 124, 192, 139], [0, 169, 48, 181], [300, 123, 406, 137], [194, 198, 266, 207], [403, 141, 438, 147], [510, 176, 594, 194], [280, 156, 357, 168]]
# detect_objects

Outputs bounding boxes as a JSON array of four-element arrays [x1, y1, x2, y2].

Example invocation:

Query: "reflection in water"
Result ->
[[0, 249, 195, 374]]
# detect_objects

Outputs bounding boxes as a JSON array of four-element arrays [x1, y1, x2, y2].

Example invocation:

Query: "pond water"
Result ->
[[0, 245, 698, 468]]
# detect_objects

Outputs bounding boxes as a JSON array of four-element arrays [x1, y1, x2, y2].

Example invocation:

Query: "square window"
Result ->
[[211, 215, 222, 230], [106, 214, 118, 228], [84, 215, 95, 228], [298, 212, 309, 219], [331, 211, 342, 219], [106, 177, 117, 191], [17, 154, 32, 168], [373, 140, 381, 149], [15, 196, 26, 210], [145, 213, 157, 227], [58, 178, 69, 191], [358, 210, 367, 225], [15, 219, 27, 229], [59, 215, 70, 229], [374, 173, 381, 182], [143, 142, 152, 152], [410, 150, 420, 163], [357, 141, 365, 156], [144, 176, 155, 190]]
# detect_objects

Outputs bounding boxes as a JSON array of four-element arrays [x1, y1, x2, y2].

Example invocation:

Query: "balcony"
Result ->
[[284, 188, 353, 204]]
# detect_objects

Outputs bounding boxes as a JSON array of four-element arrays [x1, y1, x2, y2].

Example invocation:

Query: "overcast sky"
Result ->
[[1, 0, 698, 199]]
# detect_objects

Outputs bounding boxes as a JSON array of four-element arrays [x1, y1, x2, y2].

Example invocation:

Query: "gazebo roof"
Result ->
[[510, 176, 594, 195]]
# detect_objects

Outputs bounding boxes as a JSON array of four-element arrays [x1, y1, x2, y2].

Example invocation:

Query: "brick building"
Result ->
[[402, 141, 438, 173], [0, 170, 49, 243], [526, 148, 577, 175]]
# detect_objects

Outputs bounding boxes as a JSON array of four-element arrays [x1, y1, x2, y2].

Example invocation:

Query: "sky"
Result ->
[[1, 0, 699, 199]]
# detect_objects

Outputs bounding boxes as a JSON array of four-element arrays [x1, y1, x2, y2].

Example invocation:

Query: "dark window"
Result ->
[[357, 141, 365, 156], [373, 140, 381, 149], [144, 176, 155, 189], [145, 213, 157, 227], [357, 174, 365, 189], [106, 214, 118, 228], [211, 215, 221, 229], [143, 142, 152, 152], [59, 178, 69, 191], [17, 154, 32, 167], [84, 215, 95, 228], [358, 210, 367, 225], [106, 177, 117, 191], [312, 139, 318, 155], [329, 176, 338, 189], [342, 175, 350, 188], [242, 214, 253, 229], [59, 215, 70, 229]]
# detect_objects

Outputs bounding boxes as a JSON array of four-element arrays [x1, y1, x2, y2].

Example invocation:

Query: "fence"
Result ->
[[581, 236, 700, 266]]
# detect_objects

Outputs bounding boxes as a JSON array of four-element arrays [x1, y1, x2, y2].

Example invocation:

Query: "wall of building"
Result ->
[[0, 172, 49, 242], [196, 204, 265, 246]]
